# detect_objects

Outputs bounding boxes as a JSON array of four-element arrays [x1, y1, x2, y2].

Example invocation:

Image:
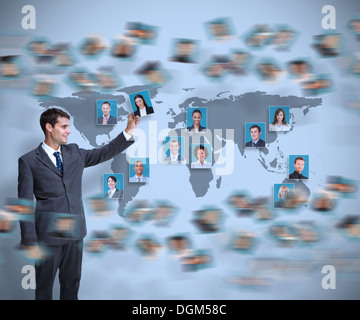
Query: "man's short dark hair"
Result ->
[[249, 124, 261, 132], [40, 108, 70, 135], [294, 156, 305, 164], [102, 101, 110, 107]]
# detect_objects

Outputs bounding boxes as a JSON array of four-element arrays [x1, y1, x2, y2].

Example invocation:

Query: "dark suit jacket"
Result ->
[[187, 125, 206, 132], [105, 188, 123, 199], [171, 55, 195, 63], [97, 115, 117, 125], [18, 132, 133, 246], [274, 199, 285, 208], [289, 171, 308, 179], [134, 106, 154, 117], [245, 139, 265, 147]]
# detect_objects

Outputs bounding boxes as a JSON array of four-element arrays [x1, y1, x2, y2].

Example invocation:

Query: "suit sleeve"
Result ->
[[18, 157, 37, 246], [80, 131, 134, 168]]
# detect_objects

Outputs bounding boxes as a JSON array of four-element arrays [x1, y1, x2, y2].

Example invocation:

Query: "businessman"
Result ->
[[164, 139, 184, 164], [289, 156, 308, 179], [18, 107, 139, 300], [97, 101, 117, 125], [129, 160, 149, 182], [245, 124, 265, 147]]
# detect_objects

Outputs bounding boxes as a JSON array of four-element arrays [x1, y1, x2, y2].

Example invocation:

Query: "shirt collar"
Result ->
[[42, 141, 61, 157]]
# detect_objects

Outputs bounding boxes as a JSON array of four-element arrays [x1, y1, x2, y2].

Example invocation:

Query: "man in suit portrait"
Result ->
[[289, 156, 308, 179], [129, 160, 149, 182], [97, 101, 117, 125], [18, 107, 139, 300], [164, 139, 184, 164], [170, 40, 196, 63], [245, 124, 265, 147]]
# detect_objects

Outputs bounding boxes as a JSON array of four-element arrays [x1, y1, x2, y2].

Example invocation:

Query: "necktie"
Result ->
[[102, 116, 108, 125], [53, 152, 63, 175], [252, 142, 256, 147], [137, 177, 141, 182]]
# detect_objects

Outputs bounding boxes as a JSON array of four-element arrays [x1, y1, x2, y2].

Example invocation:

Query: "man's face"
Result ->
[[48, 116, 71, 145], [211, 23, 227, 37], [177, 42, 194, 56], [56, 218, 72, 232], [102, 103, 111, 117], [250, 127, 260, 141], [134, 161, 144, 176], [294, 159, 305, 174], [169, 141, 180, 155], [275, 30, 293, 44], [350, 20, 360, 33], [291, 62, 308, 75], [232, 52, 248, 65], [147, 70, 164, 84]]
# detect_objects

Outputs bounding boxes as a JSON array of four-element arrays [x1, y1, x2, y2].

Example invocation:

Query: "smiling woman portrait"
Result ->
[[187, 109, 206, 132], [133, 94, 154, 117], [191, 144, 211, 169], [269, 107, 290, 131], [105, 175, 123, 199]]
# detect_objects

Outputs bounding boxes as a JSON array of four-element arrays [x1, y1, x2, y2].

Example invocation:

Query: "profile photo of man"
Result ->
[[0, 55, 20, 78], [289, 155, 309, 179], [47, 213, 79, 239], [97, 100, 117, 125], [129, 159, 150, 182], [170, 39, 198, 63], [245, 123, 266, 147], [206, 18, 233, 41], [164, 137, 185, 164]]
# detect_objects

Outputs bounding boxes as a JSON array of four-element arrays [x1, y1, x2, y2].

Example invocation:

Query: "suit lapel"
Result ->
[[35, 144, 61, 176], [61, 146, 70, 176]]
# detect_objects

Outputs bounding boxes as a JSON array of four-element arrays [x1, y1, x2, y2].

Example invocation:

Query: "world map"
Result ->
[[39, 86, 321, 215]]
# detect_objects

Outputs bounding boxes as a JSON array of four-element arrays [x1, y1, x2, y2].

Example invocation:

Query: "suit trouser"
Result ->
[[35, 240, 83, 300]]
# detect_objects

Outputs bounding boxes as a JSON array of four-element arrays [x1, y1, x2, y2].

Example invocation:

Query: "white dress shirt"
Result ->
[[140, 108, 147, 117], [108, 188, 116, 198], [191, 160, 211, 169], [42, 142, 62, 167]]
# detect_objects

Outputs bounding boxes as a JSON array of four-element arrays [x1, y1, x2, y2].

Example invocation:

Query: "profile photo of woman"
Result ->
[[133, 94, 154, 117], [191, 144, 211, 169], [275, 185, 291, 208], [105, 175, 123, 199], [187, 109, 206, 132], [269, 107, 290, 131]]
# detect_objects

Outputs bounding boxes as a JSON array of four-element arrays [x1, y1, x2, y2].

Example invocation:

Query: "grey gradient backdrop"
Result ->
[[0, 0, 360, 300]]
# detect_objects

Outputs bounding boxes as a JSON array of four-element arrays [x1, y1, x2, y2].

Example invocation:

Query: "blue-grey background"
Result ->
[[0, 0, 360, 300]]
